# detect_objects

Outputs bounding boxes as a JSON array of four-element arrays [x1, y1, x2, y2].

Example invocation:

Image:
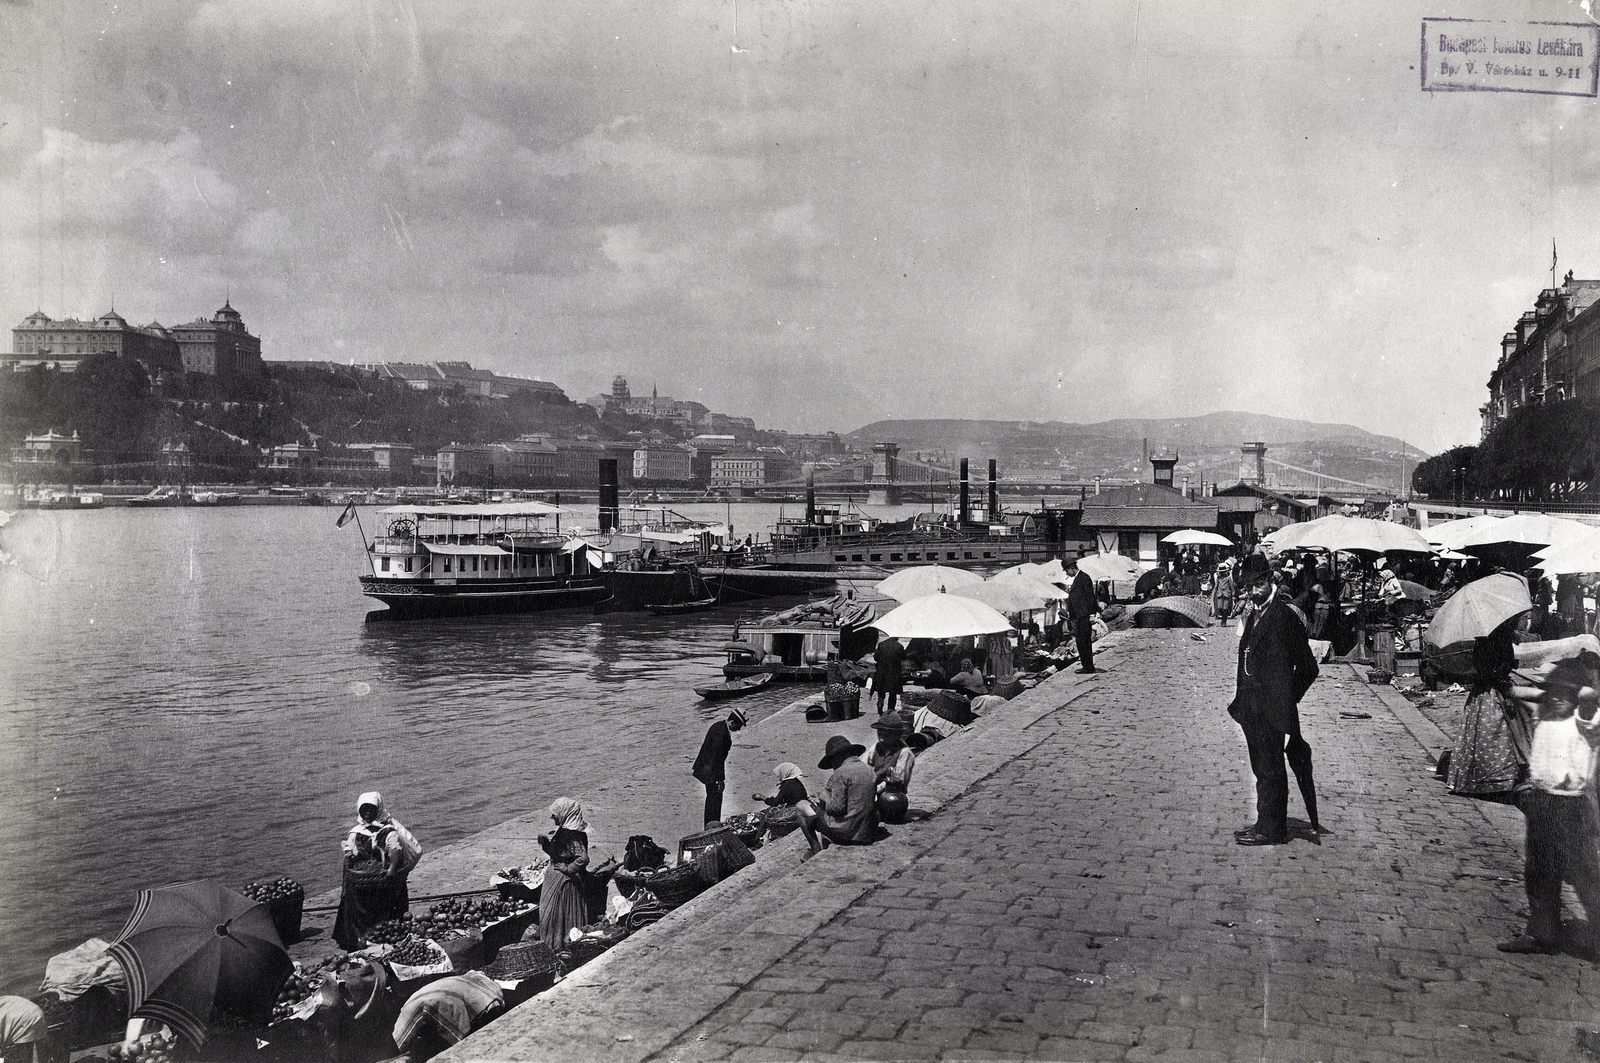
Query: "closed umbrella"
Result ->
[[875, 564, 984, 602], [871, 593, 1013, 639], [1423, 573, 1532, 649], [108, 879, 292, 1046], [1160, 529, 1233, 547]]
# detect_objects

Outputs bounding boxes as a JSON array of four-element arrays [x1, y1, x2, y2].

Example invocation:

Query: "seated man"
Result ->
[[797, 735, 878, 852], [948, 657, 988, 699]]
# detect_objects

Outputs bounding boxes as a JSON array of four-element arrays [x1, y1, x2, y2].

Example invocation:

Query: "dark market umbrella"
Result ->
[[1423, 573, 1532, 649], [107, 879, 292, 1046]]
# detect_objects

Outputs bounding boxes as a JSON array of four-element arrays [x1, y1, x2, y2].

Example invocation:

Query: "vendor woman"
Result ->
[[333, 791, 423, 950], [535, 798, 619, 948]]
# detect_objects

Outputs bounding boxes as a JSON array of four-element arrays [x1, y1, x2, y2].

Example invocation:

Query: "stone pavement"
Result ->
[[443, 628, 1600, 1063]]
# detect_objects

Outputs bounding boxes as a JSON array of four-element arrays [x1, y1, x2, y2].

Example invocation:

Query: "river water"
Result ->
[[0, 501, 928, 988]]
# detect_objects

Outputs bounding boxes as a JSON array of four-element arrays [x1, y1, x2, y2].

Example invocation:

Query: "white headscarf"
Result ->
[[773, 762, 804, 783], [356, 791, 390, 824], [548, 797, 588, 832]]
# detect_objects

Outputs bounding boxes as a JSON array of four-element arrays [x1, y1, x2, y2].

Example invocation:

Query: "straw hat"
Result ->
[[871, 714, 909, 735]]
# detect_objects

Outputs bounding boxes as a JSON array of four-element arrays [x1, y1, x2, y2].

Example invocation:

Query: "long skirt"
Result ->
[[333, 874, 409, 950], [536, 868, 589, 948], [1448, 687, 1524, 800]]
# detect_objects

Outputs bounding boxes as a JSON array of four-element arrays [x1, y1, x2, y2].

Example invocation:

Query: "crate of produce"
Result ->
[[242, 877, 306, 945]]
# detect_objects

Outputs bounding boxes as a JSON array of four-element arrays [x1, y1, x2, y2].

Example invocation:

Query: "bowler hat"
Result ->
[[818, 734, 866, 770], [1239, 553, 1272, 585]]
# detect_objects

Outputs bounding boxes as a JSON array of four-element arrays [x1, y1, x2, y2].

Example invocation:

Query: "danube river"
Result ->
[[0, 500, 923, 989]]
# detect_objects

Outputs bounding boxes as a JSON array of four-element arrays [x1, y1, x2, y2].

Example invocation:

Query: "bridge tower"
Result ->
[[1240, 442, 1266, 486], [868, 442, 901, 506]]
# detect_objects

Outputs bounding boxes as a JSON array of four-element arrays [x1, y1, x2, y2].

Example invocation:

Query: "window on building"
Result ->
[[444, 557, 452, 572], [381, 557, 391, 572]]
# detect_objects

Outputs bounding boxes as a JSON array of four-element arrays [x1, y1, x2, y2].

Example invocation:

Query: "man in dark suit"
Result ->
[[691, 707, 746, 826], [1229, 552, 1322, 845], [1066, 559, 1101, 674]]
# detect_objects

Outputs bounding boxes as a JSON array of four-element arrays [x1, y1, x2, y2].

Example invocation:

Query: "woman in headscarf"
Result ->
[[1448, 616, 1531, 802], [535, 799, 618, 948], [333, 791, 423, 949], [753, 763, 808, 807]]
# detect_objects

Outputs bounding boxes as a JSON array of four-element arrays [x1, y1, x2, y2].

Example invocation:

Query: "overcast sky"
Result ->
[[2, 0, 1596, 452]]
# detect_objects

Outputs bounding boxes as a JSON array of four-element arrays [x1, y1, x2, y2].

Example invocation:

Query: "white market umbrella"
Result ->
[[1262, 515, 1345, 552], [871, 593, 1013, 639], [1288, 515, 1432, 556], [1452, 513, 1593, 552], [1533, 527, 1600, 575], [1073, 553, 1142, 583], [1160, 529, 1233, 547], [950, 581, 1049, 615], [991, 569, 1070, 600], [876, 564, 984, 602], [1422, 514, 1504, 549]]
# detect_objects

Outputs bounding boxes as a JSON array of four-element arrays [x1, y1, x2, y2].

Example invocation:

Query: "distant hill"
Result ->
[[843, 413, 1427, 495]]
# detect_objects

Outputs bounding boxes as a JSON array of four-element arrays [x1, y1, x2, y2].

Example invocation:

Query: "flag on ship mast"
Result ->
[[336, 501, 358, 528]]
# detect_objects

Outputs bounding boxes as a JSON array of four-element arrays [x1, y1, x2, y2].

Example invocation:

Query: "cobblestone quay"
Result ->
[[443, 628, 1600, 1062]]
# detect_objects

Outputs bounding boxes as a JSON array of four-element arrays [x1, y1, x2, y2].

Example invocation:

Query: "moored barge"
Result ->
[[358, 502, 607, 618]]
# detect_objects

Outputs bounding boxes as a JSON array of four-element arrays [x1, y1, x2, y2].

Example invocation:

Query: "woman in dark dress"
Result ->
[[536, 798, 618, 948], [754, 762, 809, 806]]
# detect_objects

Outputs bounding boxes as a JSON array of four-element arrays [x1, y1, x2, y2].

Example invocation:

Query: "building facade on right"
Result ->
[[1482, 277, 1600, 439]]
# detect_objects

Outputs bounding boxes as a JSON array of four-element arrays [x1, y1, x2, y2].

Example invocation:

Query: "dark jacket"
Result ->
[[1067, 570, 1099, 621], [873, 638, 907, 694], [692, 721, 732, 785], [1228, 592, 1319, 733]]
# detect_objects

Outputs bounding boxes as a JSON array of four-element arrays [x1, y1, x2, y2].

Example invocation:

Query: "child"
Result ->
[[1498, 652, 1600, 954]]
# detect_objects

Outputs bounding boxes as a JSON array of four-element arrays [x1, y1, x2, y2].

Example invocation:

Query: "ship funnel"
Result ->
[[988, 459, 999, 521], [598, 459, 620, 533], [805, 467, 816, 523], [959, 458, 970, 523]]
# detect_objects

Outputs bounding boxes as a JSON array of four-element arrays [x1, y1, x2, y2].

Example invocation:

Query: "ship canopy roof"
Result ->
[[379, 501, 574, 518]]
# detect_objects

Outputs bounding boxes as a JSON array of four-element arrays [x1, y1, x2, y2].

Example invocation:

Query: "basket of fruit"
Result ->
[[489, 865, 543, 904], [364, 916, 417, 946], [108, 1030, 178, 1063], [383, 937, 452, 981], [242, 876, 305, 945]]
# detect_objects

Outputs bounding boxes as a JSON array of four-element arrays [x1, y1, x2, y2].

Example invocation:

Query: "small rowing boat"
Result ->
[[647, 597, 719, 616], [694, 673, 774, 700]]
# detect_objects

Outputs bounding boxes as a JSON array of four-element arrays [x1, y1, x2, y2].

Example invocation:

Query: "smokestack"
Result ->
[[1182, 475, 1191, 498], [988, 459, 999, 521], [598, 459, 619, 533], [805, 467, 816, 523], [959, 458, 970, 522]]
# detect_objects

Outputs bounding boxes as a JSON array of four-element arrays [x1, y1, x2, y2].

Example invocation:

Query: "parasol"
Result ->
[[1455, 513, 1595, 567], [1160, 529, 1233, 547], [107, 879, 292, 1046], [1287, 516, 1432, 556], [1533, 527, 1600, 575], [1261, 515, 1344, 552], [870, 593, 1013, 639], [995, 559, 1068, 585], [949, 580, 1049, 615], [1422, 573, 1532, 649], [990, 569, 1070, 600], [1422, 514, 1504, 549], [875, 564, 984, 602], [1073, 553, 1141, 583]]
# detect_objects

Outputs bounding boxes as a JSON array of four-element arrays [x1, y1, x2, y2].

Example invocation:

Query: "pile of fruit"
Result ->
[[387, 938, 445, 968], [365, 896, 528, 944], [269, 955, 348, 1022], [109, 1030, 178, 1063], [414, 896, 525, 935], [242, 877, 304, 904]]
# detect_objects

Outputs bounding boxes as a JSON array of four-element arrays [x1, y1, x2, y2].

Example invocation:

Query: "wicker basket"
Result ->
[[758, 804, 802, 840], [632, 863, 705, 908]]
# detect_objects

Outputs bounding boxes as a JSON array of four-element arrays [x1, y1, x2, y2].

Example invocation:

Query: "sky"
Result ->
[[2, 0, 1598, 454]]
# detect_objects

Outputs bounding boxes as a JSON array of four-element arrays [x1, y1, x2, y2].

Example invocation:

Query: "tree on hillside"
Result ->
[[71, 354, 160, 464]]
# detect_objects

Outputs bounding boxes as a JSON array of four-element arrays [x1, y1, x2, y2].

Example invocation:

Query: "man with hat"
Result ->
[[1229, 551, 1321, 846], [797, 734, 878, 851], [692, 708, 746, 827], [1065, 558, 1101, 674]]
